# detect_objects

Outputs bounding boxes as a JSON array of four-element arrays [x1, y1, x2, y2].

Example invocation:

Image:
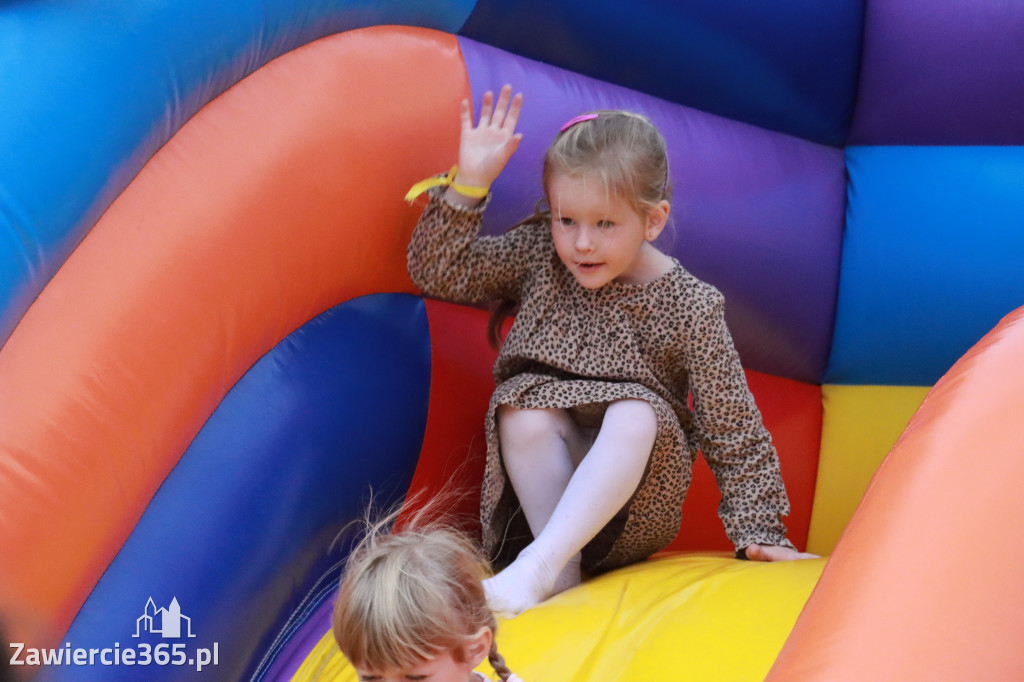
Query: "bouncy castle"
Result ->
[[1, 1, 1023, 680]]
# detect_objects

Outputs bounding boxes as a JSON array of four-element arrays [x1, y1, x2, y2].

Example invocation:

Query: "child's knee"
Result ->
[[496, 405, 571, 445], [606, 399, 658, 442]]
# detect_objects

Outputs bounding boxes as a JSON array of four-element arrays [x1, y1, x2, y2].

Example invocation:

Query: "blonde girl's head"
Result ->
[[486, 110, 673, 349], [332, 509, 514, 681], [544, 110, 672, 215]]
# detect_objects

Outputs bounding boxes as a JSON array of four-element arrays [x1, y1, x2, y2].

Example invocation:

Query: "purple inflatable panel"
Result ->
[[458, 38, 845, 383], [258, 596, 335, 681], [850, 0, 1024, 145]]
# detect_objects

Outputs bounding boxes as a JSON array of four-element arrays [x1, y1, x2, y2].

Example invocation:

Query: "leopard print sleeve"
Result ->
[[407, 187, 540, 305], [683, 284, 794, 552]]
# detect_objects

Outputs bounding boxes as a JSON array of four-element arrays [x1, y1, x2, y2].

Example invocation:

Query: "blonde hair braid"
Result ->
[[487, 635, 513, 681]]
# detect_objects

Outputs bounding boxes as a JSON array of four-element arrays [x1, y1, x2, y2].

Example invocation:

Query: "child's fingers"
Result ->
[[478, 90, 495, 127], [494, 133, 522, 168], [492, 84, 512, 126], [505, 132, 523, 157], [503, 92, 524, 133], [745, 544, 778, 561], [459, 98, 472, 130], [745, 544, 818, 562]]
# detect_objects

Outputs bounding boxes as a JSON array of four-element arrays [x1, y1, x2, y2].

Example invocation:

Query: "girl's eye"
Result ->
[[558, 216, 574, 227], [597, 220, 615, 229]]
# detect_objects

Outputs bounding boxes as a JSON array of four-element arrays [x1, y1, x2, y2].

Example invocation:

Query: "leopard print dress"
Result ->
[[407, 189, 793, 572]]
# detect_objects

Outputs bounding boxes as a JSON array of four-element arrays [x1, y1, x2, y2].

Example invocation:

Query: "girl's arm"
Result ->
[[683, 285, 797, 556], [407, 86, 535, 304], [407, 189, 543, 304]]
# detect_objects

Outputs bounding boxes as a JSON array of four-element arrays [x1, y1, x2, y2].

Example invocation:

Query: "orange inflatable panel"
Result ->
[[768, 305, 1024, 681], [0, 27, 468, 649]]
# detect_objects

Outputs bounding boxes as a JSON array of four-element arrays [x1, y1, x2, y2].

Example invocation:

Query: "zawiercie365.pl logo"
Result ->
[[8, 597, 220, 672]]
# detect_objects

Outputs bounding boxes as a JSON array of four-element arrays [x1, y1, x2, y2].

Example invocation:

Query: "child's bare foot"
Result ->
[[483, 546, 559, 616]]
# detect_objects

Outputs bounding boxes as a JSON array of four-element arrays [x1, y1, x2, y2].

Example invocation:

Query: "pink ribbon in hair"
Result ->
[[559, 113, 599, 132]]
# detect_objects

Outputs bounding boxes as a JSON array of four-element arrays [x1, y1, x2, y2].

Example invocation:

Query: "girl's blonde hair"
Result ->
[[543, 110, 672, 214], [487, 110, 672, 348], [332, 505, 514, 680]]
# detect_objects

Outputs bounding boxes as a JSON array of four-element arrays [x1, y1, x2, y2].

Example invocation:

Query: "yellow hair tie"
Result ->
[[404, 166, 490, 203]]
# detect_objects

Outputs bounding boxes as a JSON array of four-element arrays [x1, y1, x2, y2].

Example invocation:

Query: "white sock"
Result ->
[[483, 545, 559, 616], [550, 552, 582, 597]]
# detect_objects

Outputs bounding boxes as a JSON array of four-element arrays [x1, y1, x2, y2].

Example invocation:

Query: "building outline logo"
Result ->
[[133, 597, 197, 639]]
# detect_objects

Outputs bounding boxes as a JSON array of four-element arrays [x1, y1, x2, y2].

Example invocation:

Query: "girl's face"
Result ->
[[548, 171, 669, 289], [355, 649, 476, 682]]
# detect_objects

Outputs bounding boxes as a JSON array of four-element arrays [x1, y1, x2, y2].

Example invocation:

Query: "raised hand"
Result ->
[[452, 84, 523, 192]]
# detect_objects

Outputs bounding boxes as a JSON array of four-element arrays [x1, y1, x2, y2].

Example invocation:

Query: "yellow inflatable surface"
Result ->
[[807, 384, 931, 554], [294, 553, 825, 681]]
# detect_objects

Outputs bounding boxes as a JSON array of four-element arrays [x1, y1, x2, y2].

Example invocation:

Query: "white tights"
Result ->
[[483, 399, 658, 616]]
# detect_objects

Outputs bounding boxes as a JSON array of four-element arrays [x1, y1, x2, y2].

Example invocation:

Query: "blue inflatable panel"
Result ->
[[47, 294, 431, 681], [460, 0, 862, 147], [826, 146, 1024, 385], [0, 0, 475, 346]]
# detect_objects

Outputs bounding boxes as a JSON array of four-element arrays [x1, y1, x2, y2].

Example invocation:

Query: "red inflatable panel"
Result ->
[[669, 371, 821, 553], [404, 300, 497, 534]]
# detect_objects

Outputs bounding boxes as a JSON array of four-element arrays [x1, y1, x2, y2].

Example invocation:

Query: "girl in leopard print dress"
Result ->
[[406, 85, 815, 616]]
